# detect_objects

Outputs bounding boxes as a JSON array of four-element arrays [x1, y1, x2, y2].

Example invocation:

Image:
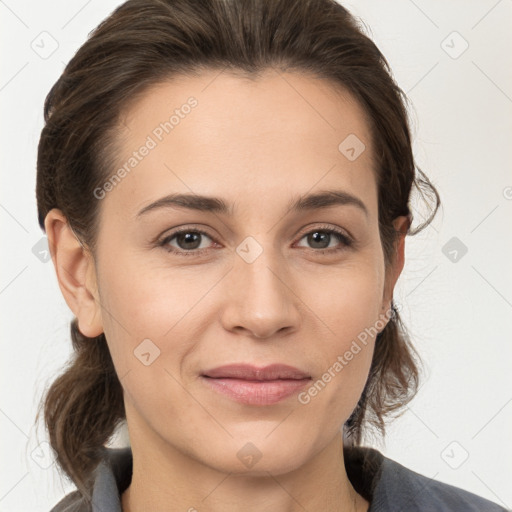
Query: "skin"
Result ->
[[45, 68, 408, 512]]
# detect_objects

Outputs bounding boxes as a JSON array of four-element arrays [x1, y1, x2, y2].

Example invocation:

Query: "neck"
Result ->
[[121, 431, 368, 512]]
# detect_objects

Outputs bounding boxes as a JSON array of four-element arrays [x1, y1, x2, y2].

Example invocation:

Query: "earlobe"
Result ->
[[44, 208, 103, 338]]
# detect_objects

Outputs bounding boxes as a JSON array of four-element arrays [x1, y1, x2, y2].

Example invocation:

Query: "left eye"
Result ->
[[296, 228, 353, 252]]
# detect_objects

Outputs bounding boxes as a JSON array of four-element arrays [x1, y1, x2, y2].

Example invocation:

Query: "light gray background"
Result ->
[[1, 1, 511, 510]]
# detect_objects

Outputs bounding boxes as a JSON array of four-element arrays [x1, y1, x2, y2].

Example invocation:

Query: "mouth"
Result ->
[[200, 363, 312, 406]]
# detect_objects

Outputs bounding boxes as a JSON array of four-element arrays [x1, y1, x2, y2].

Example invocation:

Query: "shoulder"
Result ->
[[371, 449, 509, 511]]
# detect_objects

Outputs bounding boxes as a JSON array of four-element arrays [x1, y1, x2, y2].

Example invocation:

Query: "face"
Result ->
[[77, 69, 405, 475]]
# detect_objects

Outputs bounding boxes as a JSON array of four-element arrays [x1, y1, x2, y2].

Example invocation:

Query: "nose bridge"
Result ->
[[222, 234, 300, 337]]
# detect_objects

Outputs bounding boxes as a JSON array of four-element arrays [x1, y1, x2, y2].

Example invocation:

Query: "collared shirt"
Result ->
[[49, 446, 509, 511]]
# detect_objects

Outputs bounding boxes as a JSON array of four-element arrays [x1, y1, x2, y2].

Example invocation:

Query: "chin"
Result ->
[[194, 430, 316, 477]]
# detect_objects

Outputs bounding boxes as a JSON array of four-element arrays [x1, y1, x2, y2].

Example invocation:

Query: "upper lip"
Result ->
[[202, 363, 311, 381]]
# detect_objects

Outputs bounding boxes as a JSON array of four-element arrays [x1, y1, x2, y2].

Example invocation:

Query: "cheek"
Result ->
[[96, 256, 209, 433], [303, 256, 385, 342], [96, 249, 222, 382], [97, 247, 190, 334], [296, 257, 385, 407]]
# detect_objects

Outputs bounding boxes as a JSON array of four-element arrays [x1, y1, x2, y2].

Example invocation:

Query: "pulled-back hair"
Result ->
[[35, 0, 440, 500]]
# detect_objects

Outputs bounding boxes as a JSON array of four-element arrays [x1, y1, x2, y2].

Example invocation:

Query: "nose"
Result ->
[[220, 242, 302, 339]]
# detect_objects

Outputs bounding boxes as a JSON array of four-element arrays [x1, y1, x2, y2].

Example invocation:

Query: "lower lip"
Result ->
[[201, 376, 311, 405]]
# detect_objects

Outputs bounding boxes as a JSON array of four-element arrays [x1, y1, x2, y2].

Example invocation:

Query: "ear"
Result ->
[[44, 208, 103, 338], [380, 214, 410, 319]]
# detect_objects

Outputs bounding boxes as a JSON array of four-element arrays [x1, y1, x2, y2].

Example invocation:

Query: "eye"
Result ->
[[296, 225, 353, 254], [159, 228, 217, 256]]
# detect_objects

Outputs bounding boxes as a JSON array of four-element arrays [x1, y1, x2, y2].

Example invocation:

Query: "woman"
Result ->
[[35, 0, 507, 510]]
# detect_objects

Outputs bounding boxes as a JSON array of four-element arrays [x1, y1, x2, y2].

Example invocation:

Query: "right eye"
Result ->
[[159, 228, 218, 257]]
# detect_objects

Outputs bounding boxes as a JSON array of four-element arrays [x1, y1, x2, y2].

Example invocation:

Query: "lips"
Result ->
[[202, 363, 310, 381], [201, 364, 311, 406]]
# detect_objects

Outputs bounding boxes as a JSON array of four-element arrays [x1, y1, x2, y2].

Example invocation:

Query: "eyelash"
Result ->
[[157, 224, 354, 257]]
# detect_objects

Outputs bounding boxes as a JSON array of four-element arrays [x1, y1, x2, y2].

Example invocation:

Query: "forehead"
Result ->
[[103, 69, 377, 220]]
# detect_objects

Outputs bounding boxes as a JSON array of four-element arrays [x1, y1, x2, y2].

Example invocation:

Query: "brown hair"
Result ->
[[35, 0, 440, 500]]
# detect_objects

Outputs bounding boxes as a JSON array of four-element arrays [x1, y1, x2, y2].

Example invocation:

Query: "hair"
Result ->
[[35, 0, 440, 500]]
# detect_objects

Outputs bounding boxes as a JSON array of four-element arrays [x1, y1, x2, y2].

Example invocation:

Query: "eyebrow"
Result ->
[[136, 189, 368, 219]]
